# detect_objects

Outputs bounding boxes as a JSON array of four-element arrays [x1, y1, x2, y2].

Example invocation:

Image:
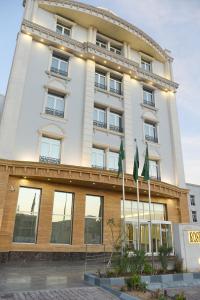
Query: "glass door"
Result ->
[[140, 223, 150, 253], [125, 222, 137, 250], [152, 224, 161, 253]]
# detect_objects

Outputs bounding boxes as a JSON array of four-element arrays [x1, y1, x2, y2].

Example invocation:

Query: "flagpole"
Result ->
[[122, 159, 126, 255], [148, 179, 154, 271], [136, 179, 140, 250]]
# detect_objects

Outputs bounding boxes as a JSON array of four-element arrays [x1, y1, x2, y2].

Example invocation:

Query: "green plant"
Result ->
[[174, 256, 183, 273], [143, 262, 154, 275], [125, 274, 147, 292], [158, 245, 173, 273], [151, 289, 168, 300], [174, 292, 186, 300]]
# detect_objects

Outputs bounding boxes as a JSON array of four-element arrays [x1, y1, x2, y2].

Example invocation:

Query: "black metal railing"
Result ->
[[95, 82, 107, 90], [39, 156, 60, 164], [50, 67, 68, 77], [110, 87, 123, 96], [143, 99, 155, 107], [145, 135, 158, 143], [109, 124, 123, 133], [93, 120, 107, 128], [45, 107, 64, 118]]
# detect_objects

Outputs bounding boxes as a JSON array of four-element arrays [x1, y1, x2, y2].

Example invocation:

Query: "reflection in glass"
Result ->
[[85, 195, 103, 244], [152, 224, 161, 252], [161, 224, 172, 248], [51, 192, 73, 244], [13, 187, 41, 243], [140, 224, 149, 252]]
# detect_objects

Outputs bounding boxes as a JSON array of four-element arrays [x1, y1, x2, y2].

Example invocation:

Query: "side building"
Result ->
[[0, 0, 189, 260], [186, 183, 200, 224]]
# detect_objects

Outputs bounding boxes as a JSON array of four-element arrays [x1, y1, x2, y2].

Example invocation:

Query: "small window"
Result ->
[[192, 211, 198, 223], [51, 53, 69, 77], [141, 59, 152, 72], [95, 70, 107, 90], [110, 45, 122, 55], [149, 160, 160, 180], [45, 92, 65, 118], [190, 195, 195, 206], [144, 121, 158, 143], [51, 192, 73, 244], [143, 88, 154, 107], [13, 187, 41, 243], [93, 107, 106, 128], [96, 38, 107, 49], [109, 112, 123, 132], [92, 147, 105, 169], [85, 195, 103, 244], [40, 136, 61, 164], [108, 151, 119, 171], [110, 75, 122, 95], [56, 23, 71, 37]]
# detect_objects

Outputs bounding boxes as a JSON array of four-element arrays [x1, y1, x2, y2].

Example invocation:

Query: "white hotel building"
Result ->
[[0, 0, 189, 260]]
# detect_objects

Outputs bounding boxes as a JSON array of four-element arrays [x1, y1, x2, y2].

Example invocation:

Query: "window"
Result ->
[[192, 211, 198, 223], [143, 88, 154, 107], [141, 59, 152, 72], [51, 53, 69, 77], [110, 45, 122, 55], [190, 195, 195, 206], [96, 38, 107, 49], [40, 136, 61, 164], [109, 112, 123, 132], [93, 107, 106, 128], [91, 148, 105, 169], [56, 23, 71, 36], [108, 151, 119, 171], [85, 195, 103, 244], [144, 122, 158, 143], [13, 187, 41, 243], [110, 75, 122, 95], [51, 192, 73, 244], [149, 160, 160, 180], [95, 70, 107, 90], [45, 93, 65, 118]]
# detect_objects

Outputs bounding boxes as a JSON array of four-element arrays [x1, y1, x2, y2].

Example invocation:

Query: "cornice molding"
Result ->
[[22, 20, 178, 91], [38, 0, 172, 62], [0, 159, 188, 199]]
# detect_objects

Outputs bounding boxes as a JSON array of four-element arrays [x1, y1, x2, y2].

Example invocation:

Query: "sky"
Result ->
[[0, 0, 200, 184]]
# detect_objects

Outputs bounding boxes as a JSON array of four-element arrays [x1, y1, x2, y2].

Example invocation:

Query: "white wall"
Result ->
[[186, 183, 200, 224], [0, 95, 5, 121]]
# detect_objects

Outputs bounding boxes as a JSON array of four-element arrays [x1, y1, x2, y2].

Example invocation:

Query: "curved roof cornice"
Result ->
[[39, 0, 172, 62]]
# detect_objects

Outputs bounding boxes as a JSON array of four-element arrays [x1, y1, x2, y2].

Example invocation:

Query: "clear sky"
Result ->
[[0, 0, 200, 184]]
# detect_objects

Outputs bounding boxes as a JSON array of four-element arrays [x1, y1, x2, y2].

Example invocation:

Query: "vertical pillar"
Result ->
[[123, 74, 134, 174], [81, 60, 95, 167], [72, 190, 85, 245]]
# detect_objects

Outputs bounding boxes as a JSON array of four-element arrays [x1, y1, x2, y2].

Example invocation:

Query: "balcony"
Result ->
[[93, 120, 107, 129], [109, 124, 123, 133], [39, 156, 60, 164], [45, 107, 64, 118], [95, 82, 107, 90], [150, 175, 161, 181], [145, 135, 158, 143], [92, 164, 105, 170], [50, 67, 68, 77], [143, 99, 155, 107], [110, 87, 123, 96]]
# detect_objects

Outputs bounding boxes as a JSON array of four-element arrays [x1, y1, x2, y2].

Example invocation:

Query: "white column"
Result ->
[[0, 33, 32, 159], [23, 0, 36, 21], [123, 74, 134, 174], [81, 59, 95, 167], [87, 26, 97, 43]]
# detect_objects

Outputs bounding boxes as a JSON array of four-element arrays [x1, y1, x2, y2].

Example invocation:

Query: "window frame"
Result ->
[[144, 121, 158, 143], [51, 53, 69, 77], [190, 195, 195, 206], [91, 147, 105, 169], [45, 92, 65, 119], [93, 107, 107, 128], [95, 70, 107, 90], [56, 23, 71, 37], [192, 210, 198, 223], [40, 136, 61, 164], [110, 75, 123, 95], [143, 87, 155, 107], [149, 159, 161, 180], [141, 58, 152, 72], [109, 111, 123, 133]]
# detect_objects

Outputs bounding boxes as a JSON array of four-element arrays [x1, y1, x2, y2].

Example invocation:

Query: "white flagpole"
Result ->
[[136, 179, 140, 250], [122, 159, 126, 255], [148, 179, 154, 270]]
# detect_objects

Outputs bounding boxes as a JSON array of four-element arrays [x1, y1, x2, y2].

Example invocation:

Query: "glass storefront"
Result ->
[[122, 200, 173, 254]]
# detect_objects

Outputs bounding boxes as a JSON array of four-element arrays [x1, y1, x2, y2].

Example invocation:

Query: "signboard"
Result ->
[[188, 231, 200, 244]]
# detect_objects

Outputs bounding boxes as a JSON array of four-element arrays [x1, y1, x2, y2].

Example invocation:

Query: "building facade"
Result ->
[[0, 0, 189, 259], [186, 183, 200, 224]]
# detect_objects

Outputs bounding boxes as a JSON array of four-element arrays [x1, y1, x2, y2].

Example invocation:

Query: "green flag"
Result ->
[[118, 140, 125, 176], [133, 144, 139, 182], [141, 143, 150, 181]]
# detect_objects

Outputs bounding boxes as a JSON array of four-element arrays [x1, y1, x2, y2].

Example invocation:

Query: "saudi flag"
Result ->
[[133, 144, 139, 182], [141, 143, 150, 181], [118, 140, 125, 176]]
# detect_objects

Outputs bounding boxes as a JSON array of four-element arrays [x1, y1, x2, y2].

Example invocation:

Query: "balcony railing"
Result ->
[[45, 107, 64, 118], [110, 87, 123, 96], [39, 156, 60, 164], [143, 99, 155, 107], [93, 120, 107, 129], [50, 67, 68, 77], [150, 175, 161, 181], [95, 82, 107, 90], [91, 164, 105, 170], [145, 135, 158, 143], [110, 124, 123, 133]]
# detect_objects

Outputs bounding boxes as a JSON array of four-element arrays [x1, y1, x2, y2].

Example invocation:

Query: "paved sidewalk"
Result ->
[[166, 286, 200, 300]]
